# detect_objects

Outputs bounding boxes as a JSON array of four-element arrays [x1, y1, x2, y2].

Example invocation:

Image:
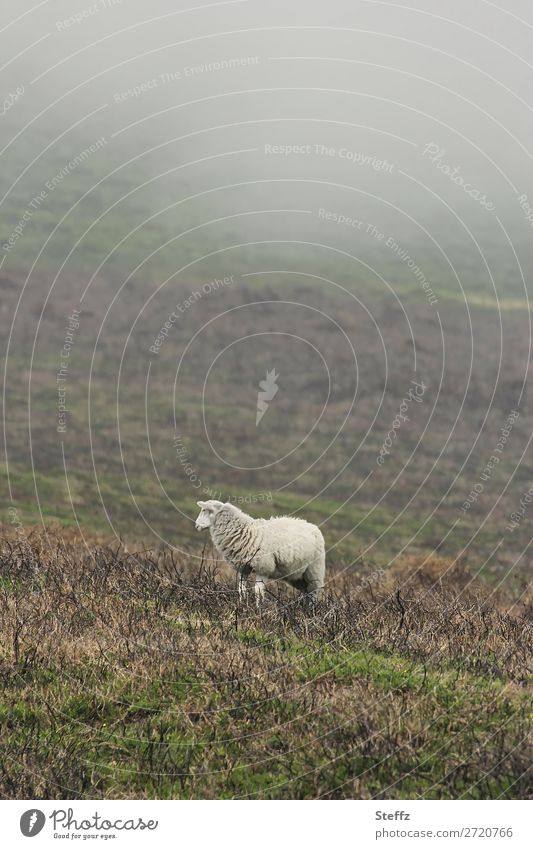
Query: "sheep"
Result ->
[[195, 500, 325, 605]]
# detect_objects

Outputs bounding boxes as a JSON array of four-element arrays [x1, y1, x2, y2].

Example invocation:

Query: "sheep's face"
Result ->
[[195, 500, 224, 530]]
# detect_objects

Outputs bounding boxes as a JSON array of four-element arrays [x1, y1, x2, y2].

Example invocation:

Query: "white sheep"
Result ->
[[195, 500, 325, 604]]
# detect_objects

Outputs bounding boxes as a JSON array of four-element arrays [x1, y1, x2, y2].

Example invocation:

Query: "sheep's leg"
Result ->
[[303, 568, 325, 610], [306, 583, 322, 609], [254, 575, 266, 605], [238, 572, 248, 600]]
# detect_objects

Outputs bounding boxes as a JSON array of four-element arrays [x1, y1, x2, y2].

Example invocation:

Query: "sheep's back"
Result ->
[[258, 516, 323, 561]]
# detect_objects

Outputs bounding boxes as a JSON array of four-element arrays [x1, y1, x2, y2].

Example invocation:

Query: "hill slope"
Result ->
[[0, 527, 530, 799]]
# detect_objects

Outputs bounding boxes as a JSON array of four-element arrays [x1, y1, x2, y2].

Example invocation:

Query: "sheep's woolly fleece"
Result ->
[[207, 502, 326, 595]]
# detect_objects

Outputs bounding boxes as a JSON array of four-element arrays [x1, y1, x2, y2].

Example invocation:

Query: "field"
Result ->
[[3, 253, 533, 589], [0, 526, 530, 800], [1, 8, 533, 803]]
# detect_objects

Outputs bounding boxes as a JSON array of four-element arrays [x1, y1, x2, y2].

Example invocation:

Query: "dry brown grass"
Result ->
[[0, 525, 531, 799]]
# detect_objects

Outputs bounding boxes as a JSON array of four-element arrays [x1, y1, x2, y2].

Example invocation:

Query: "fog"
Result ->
[[3, 0, 533, 260]]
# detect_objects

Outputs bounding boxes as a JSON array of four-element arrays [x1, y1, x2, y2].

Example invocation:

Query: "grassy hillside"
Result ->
[[1, 0, 532, 806], [0, 526, 530, 800], [3, 256, 533, 587]]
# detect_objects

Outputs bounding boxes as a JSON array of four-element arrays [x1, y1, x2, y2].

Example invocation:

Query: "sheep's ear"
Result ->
[[197, 501, 207, 508]]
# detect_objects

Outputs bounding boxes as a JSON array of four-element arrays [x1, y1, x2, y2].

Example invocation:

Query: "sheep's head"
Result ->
[[195, 500, 224, 530]]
